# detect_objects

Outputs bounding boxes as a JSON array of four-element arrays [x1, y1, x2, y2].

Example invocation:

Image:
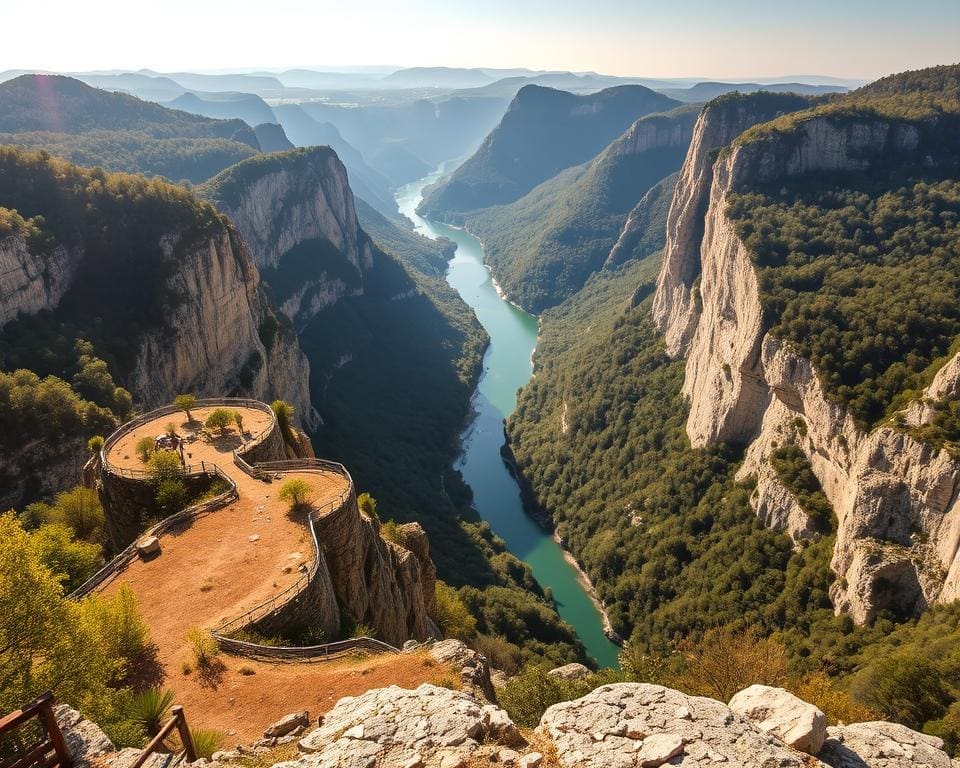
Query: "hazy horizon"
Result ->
[[3, 0, 957, 81]]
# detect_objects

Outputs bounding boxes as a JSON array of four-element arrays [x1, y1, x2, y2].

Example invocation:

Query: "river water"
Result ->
[[395, 169, 621, 668]]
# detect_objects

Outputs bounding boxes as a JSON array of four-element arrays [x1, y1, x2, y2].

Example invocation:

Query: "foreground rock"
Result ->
[[291, 684, 525, 768], [54, 705, 114, 768], [819, 721, 954, 768], [547, 663, 592, 681], [537, 683, 818, 768], [729, 684, 827, 754], [426, 639, 496, 702]]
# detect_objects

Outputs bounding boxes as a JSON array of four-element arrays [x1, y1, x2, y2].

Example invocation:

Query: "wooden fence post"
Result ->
[[37, 695, 72, 768], [172, 706, 196, 762]]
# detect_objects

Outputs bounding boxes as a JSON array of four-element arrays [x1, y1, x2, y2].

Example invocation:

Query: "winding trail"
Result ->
[[96, 406, 449, 740]]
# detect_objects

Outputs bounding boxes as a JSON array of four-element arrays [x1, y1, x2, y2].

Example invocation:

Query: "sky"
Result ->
[[3, 0, 958, 80]]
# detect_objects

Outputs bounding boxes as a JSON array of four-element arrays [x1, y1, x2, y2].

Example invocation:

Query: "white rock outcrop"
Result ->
[[291, 684, 523, 768], [547, 662, 592, 681], [728, 684, 827, 755], [537, 683, 817, 768], [819, 721, 954, 768], [0, 233, 79, 326]]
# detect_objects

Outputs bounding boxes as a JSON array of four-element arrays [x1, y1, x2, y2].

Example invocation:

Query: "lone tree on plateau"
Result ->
[[204, 408, 234, 436], [175, 394, 197, 423], [278, 478, 311, 509]]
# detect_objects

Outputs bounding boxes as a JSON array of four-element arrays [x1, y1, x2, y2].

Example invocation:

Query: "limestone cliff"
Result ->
[[125, 228, 315, 428], [200, 147, 374, 328], [653, 98, 960, 623], [0, 231, 80, 325]]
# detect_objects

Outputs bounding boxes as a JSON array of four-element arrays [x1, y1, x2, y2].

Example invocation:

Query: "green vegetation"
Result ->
[[498, 665, 627, 728], [135, 436, 154, 462], [204, 408, 234, 435], [156, 480, 188, 515], [27, 523, 102, 592], [769, 445, 834, 530], [0, 75, 261, 183], [184, 627, 219, 669], [147, 452, 183, 483], [129, 688, 175, 737], [278, 478, 311, 509], [0, 513, 153, 745], [188, 728, 225, 760], [430, 581, 478, 641], [727, 178, 960, 429], [419, 84, 680, 216], [175, 394, 197, 422], [467, 107, 694, 312]]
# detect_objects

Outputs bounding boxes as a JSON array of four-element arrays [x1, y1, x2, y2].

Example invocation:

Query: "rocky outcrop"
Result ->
[[312, 496, 438, 647], [55, 704, 115, 768], [201, 147, 374, 327], [819, 721, 955, 768], [425, 639, 497, 702], [728, 684, 827, 755], [653, 96, 960, 623], [292, 684, 524, 768], [547, 662, 592, 681], [128, 230, 315, 429], [0, 233, 79, 326]]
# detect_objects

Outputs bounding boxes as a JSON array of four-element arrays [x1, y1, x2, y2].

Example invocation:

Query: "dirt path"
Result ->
[[98, 408, 450, 740]]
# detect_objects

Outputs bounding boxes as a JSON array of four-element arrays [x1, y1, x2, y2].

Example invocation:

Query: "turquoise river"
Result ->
[[396, 168, 622, 668]]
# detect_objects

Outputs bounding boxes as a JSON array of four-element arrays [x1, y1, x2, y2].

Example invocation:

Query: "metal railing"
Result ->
[[212, 635, 399, 661], [0, 693, 72, 768]]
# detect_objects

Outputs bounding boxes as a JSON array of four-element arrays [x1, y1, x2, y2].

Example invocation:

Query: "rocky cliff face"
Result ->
[[126, 229, 315, 427], [0, 232, 80, 326], [653, 103, 960, 623], [201, 147, 374, 327]]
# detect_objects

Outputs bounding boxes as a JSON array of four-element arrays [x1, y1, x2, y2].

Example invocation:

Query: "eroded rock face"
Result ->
[[128, 230, 316, 430], [426, 639, 496, 702], [54, 704, 114, 768], [653, 99, 960, 623], [0, 233, 79, 326], [728, 684, 827, 755], [291, 684, 522, 768], [203, 147, 374, 328], [547, 663, 592, 681], [537, 683, 819, 768], [819, 721, 953, 768]]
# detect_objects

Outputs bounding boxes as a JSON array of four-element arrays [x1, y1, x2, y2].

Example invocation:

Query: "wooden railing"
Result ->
[[0, 693, 72, 768], [130, 707, 195, 768], [213, 635, 399, 661]]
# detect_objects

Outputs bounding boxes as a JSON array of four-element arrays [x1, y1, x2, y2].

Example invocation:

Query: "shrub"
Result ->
[[271, 399, 294, 431], [204, 408, 234, 435], [81, 584, 151, 683], [156, 479, 188, 515], [29, 524, 101, 592], [473, 632, 524, 676], [667, 625, 789, 702], [233, 411, 244, 434], [174, 394, 197, 423], [499, 666, 626, 728], [188, 728, 225, 760], [46, 487, 104, 542], [431, 581, 477, 641], [278, 478, 311, 509], [135, 436, 154, 462], [381, 520, 409, 548], [164, 422, 177, 438], [129, 688, 175, 737], [87, 435, 105, 454], [350, 623, 375, 639], [852, 654, 949, 729], [185, 627, 219, 668], [357, 492, 379, 521], [148, 451, 183, 483], [238, 664, 256, 676]]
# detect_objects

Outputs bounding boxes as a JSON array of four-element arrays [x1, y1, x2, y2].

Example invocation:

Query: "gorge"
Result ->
[[397, 168, 622, 668]]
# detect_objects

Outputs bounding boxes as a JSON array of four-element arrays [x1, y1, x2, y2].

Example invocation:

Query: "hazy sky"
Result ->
[[4, 0, 958, 79]]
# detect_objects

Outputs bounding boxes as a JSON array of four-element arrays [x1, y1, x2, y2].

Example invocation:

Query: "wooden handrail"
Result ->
[[0, 692, 72, 768], [129, 706, 195, 768]]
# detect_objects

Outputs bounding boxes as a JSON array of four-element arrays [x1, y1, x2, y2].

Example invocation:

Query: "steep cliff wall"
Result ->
[[200, 147, 374, 327], [126, 229, 314, 427], [654, 104, 960, 623], [652, 94, 819, 357], [312, 493, 437, 647], [0, 231, 80, 325]]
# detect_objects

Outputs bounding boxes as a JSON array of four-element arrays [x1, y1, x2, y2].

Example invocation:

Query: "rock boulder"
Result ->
[[728, 684, 827, 754]]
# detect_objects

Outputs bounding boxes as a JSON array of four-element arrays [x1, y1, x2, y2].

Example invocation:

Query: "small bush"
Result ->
[[350, 623, 375, 639], [156, 479, 188, 515], [87, 435, 105, 454], [238, 664, 256, 676], [204, 408, 234, 435], [357, 492, 379, 521], [278, 478, 311, 509], [130, 688, 175, 737], [188, 728, 224, 760], [135, 436, 154, 462], [233, 411, 244, 434], [164, 422, 177, 438], [185, 627, 219, 668], [499, 666, 625, 728], [430, 581, 477, 641], [81, 584, 151, 682], [381, 520, 409, 548], [174, 394, 197, 422], [148, 451, 183, 483], [181, 661, 192, 675], [47, 487, 105, 542]]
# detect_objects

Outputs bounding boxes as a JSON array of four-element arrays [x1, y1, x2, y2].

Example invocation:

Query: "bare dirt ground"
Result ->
[[99, 408, 450, 741]]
